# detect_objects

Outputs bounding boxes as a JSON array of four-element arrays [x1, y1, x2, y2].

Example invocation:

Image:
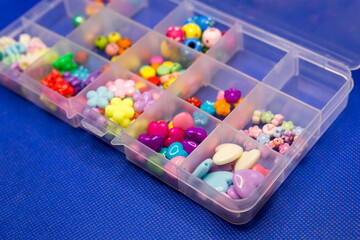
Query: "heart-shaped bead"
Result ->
[[185, 127, 207, 143], [251, 164, 270, 176], [163, 156, 186, 178], [164, 128, 184, 147], [208, 161, 235, 173], [166, 142, 188, 160], [192, 158, 213, 178], [172, 112, 194, 131], [213, 143, 243, 165], [233, 169, 264, 198], [148, 121, 169, 139], [227, 185, 241, 199], [138, 134, 163, 152], [181, 139, 199, 154], [234, 149, 260, 171], [203, 171, 233, 192]]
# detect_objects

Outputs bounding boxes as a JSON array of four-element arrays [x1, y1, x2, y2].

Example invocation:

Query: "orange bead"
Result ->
[[214, 98, 231, 117], [117, 38, 132, 55], [151, 62, 161, 72], [234, 97, 244, 108]]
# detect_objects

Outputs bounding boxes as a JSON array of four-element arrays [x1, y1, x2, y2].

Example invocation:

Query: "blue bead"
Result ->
[[203, 171, 233, 192], [192, 158, 213, 179], [160, 147, 167, 156], [193, 111, 209, 127], [200, 100, 216, 116], [166, 142, 188, 160], [183, 38, 202, 52], [185, 16, 197, 25], [195, 16, 214, 31]]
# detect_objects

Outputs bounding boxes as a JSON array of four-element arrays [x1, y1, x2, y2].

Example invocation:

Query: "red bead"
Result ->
[[186, 96, 202, 108], [147, 76, 160, 86], [41, 69, 75, 97]]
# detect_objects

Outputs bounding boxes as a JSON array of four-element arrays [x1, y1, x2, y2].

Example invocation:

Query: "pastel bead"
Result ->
[[192, 158, 213, 178], [227, 185, 241, 199], [150, 56, 163, 65], [105, 43, 120, 57], [163, 156, 186, 178], [181, 139, 199, 154], [94, 36, 108, 50], [272, 114, 284, 127], [248, 125, 262, 138], [166, 142, 188, 160], [164, 127, 185, 147], [251, 164, 270, 177], [183, 38, 202, 51], [172, 112, 194, 131], [256, 133, 270, 144], [203, 171, 233, 192], [141, 67, 156, 79], [268, 138, 284, 149], [148, 121, 169, 139], [182, 23, 202, 39], [293, 126, 304, 136], [233, 169, 264, 198], [170, 62, 182, 73], [202, 27, 222, 48], [279, 143, 290, 154], [166, 26, 185, 43], [213, 143, 243, 165], [138, 134, 163, 152], [200, 101, 216, 116], [273, 126, 285, 138], [282, 131, 295, 144], [108, 32, 121, 43], [281, 121, 294, 131], [261, 111, 274, 123], [164, 77, 175, 88], [234, 149, 261, 171], [162, 61, 174, 68], [156, 65, 170, 76], [262, 124, 276, 137], [184, 127, 207, 143], [208, 161, 235, 173]]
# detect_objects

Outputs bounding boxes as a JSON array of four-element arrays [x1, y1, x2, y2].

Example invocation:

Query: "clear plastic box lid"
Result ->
[[200, 0, 360, 70]]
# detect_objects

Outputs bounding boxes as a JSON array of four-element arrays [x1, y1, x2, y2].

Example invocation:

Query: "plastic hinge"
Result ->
[[80, 118, 107, 137]]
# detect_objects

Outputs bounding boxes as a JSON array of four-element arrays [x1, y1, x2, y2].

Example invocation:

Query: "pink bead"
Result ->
[[166, 26, 185, 43], [279, 143, 290, 154], [150, 56, 164, 65], [248, 125, 262, 139], [216, 90, 224, 100], [106, 79, 136, 98], [268, 138, 284, 149], [202, 27, 222, 48], [105, 43, 119, 57], [272, 114, 284, 127]]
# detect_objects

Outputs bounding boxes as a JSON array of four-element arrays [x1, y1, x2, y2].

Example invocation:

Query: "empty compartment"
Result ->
[[108, 0, 178, 28], [225, 84, 321, 155], [167, 55, 259, 120], [34, 0, 102, 36], [178, 123, 285, 224], [0, 19, 62, 72], [206, 23, 287, 81], [115, 31, 201, 89], [154, 1, 231, 53], [67, 8, 149, 60]]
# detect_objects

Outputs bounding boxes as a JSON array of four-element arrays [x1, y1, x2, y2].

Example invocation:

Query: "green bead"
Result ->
[[170, 62, 182, 73], [156, 65, 170, 76], [94, 36, 108, 50], [53, 53, 77, 73], [261, 111, 274, 124], [202, 46, 209, 53], [0, 52, 3, 61], [281, 121, 294, 131], [72, 15, 86, 28]]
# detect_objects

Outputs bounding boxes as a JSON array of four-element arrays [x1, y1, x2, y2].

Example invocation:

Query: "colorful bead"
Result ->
[[72, 15, 86, 27], [234, 98, 244, 108], [141, 66, 156, 79], [279, 143, 290, 155], [133, 91, 154, 113], [234, 149, 261, 171], [105, 79, 136, 98], [162, 61, 174, 68], [181, 139, 199, 154], [216, 91, 224, 100], [282, 131, 295, 144], [273, 126, 285, 138], [163, 78, 175, 89], [293, 126, 304, 136], [193, 111, 209, 126], [105, 43, 120, 57], [256, 133, 270, 144], [150, 56, 164, 65], [172, 112, 194, 132], [53, 53, 77, 73], [268, 138, 284, 149], [183, 38, 202, 51], [252, 110, 262, 124], [148, 121, 169, 139], [166, 26, 185, 43], [138, 134, 163, 152], [117, 38, 132, 55], [182, 23, 202, 39], [261, 111, 274, 124], [186, 96, 202, 108], [108, 32, 121, 43], [194, 16, 214, 31], [74, 51, 89, 65], [232, 169, 264, 198], [213, 143, 243, 165], [105, 98, 135, 128], [156, 65, 170, 76], [262, 123, 276, 137], [202, 27, 222, 48], [224, 88, 241, 103], [272, 114, 284, 127], [248, 125, 262, 139], [86, 86, 114, 109], [200, 100, 216, 116], [203, 171, 233, 192], [94, 36, 108, 50], [166, 142, 188, 159], [185, 127, 207, 143], [170, 62, 182, 73], [214, 98, 231, 117], [282, 121, 294, 131], [147, 76, 160, 86], [192, 158, 213, 179]]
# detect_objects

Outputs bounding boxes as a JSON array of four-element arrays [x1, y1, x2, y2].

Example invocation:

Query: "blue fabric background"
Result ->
[[0, 1, 359, 239]]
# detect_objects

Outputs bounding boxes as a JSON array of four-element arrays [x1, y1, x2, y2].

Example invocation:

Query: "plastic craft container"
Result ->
[[0, 0, 355, 224]]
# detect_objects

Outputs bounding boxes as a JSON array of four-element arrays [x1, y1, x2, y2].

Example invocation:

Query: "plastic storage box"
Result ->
[[0, 0, 355, 224]]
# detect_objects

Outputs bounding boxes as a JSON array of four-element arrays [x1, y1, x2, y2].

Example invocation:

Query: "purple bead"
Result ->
[[184, 127, 207, 143], [282, 131, 295, 144], [138, 134, 163, 152], [181, 139, 199, 154], [233, 169, 264, 199], [224, 88, 241, 103], [208, 161, 235, 173], [227, 185, 241, 199], [84, 70, 101, 88]]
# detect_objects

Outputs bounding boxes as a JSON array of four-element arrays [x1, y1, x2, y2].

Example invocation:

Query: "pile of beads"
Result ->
[[166, 16, 224, 53], [186, 88, 243, 118], [94, 32, 132, 60], [242, 110, 304, 154], [86, 79, 160, 128], [0, 34, 49, 72], [92, 0, 112, 6], [138, 56, 184, 89], [191, 143, 269, 199], [40, 51, 102, 97], [138, 112, 207, 159]]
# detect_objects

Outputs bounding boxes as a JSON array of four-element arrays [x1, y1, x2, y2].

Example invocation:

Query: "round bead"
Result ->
[[74, 51, 89, 65], [183, 38, 202, 51], [182, 23, 202, 39], [162, 61, 173, 68], [195, 16, 214, 31], [170, 62, 182, 72], [72, 15, 86, 27], [156, 65, 170, 76], [108, 32, 121, 43], [141, 67, 156, 79], [105, 43, 120, 57], [150, 56, 164, 65], [94, 36, 108, 50], [139, 65, 151, 74], [202, 27, 222, 48], [166, 26, 185, 43], [117, 37, 132, 54]]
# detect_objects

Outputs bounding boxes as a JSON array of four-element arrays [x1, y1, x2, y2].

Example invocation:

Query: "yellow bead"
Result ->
[[163, 78, 176, 90], [122, 98, 133, 107], [135, 81, 146, 90], [113, 110, 125, 122], [160, 40, 179, 59], [182, 23, 202, 39], [141, 67, 156, 79], [111, 55, 119, 62], [168, 121, 173, 129], [110, 97, 122, 105], [162, 61, 174, 68], [105, 105, 116, 118], [120, 118, 131, 128]]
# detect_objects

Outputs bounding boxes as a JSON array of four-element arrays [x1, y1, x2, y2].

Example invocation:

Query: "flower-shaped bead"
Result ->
[[282, 121, 294, 131], [224, 88, 241, 103], [234, 98, 244, 108], [105, 79, 136, 98], [273, 126, 285, 138], [105, 97, 135, 128], [261, 111, 274, 123], [282, 131, 295, 144], [272, 114, 284, 127], [214, 98, 231, 117], [216, 91, 224, 100], [86, 86, 114, 109], [241, 129, 249, 136], [193, 111, 209, 127], [186, 96, 202, 108], [252, 110, 262, 124], [257, 133, 270, 144], [268, 138, 284, 149], [200, 100, 216, 116], [72, 66, 90, 80], [133, 91, 154, 113], [293, 126, 304, 136], [279, 143, 290, 155], [248, 125, 262, 139]]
